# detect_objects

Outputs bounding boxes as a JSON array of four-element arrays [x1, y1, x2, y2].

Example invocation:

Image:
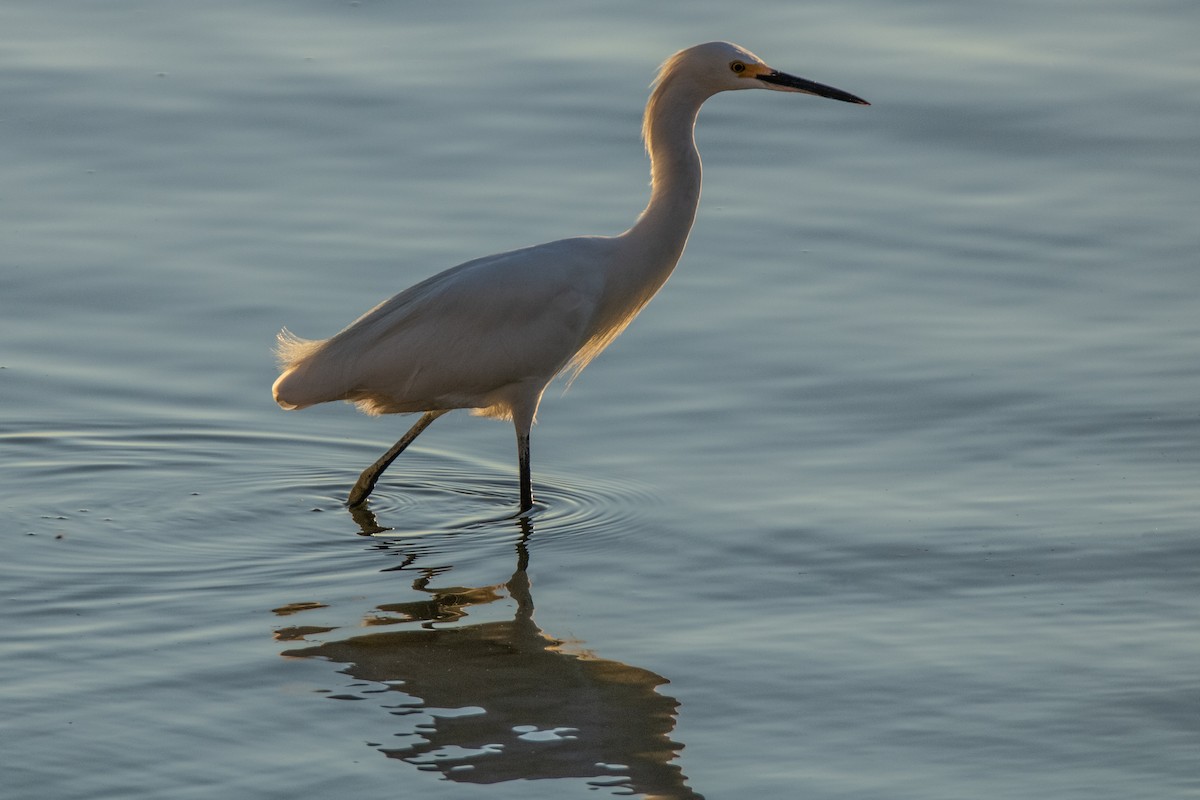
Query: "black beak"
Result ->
[[758, 71, 869, 105]]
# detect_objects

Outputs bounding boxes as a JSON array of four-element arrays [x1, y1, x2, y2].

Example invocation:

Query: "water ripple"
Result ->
[[317, 449, 658, 552], [4, 424, 656, 558]]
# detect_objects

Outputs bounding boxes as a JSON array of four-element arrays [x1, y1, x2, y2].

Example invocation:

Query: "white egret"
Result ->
[[272, 41, 868, 511]]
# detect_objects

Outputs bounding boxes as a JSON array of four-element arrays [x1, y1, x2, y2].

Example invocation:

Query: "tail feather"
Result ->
[[274, 328, 324, 370], [272, 328, 333, 410]]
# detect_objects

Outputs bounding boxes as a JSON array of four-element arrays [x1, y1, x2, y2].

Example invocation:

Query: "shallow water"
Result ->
[[4, 1, 1199, 798]]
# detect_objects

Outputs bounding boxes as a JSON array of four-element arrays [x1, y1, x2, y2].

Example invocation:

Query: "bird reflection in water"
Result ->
[[276, 513, 703, 799]]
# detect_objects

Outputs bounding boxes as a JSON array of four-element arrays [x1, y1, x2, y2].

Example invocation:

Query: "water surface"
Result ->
[[3, 1, 1199, 798]]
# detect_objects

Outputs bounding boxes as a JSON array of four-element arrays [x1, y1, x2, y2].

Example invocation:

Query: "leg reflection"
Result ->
[[277, 519, 702, 798]]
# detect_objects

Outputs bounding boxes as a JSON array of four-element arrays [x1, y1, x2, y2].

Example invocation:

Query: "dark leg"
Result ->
[[517, 429, 533, 512], [347, 410, 446, 507]]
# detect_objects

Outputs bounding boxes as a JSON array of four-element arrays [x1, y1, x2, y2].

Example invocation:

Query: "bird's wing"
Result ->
[[311, 237, 614, 412]]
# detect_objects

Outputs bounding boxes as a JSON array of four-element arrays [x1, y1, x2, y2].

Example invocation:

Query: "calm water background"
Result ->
[[3, 1, 1198, 798]]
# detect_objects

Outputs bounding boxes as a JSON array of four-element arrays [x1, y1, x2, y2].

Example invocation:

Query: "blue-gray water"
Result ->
[[3, 1, 1198, 798]]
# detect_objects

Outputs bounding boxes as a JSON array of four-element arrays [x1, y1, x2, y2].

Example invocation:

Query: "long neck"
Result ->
[[616, 74, 709, 293], [566, 72, 712, 377]]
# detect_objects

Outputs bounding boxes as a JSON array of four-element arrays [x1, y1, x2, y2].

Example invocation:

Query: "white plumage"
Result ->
[[272, 42, 868, 511]]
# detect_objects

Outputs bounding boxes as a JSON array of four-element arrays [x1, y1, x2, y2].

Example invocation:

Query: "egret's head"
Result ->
[[662, 41, 869, 105]]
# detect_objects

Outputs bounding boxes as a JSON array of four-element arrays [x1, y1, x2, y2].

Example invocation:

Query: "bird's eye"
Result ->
[[730, 61, 747, 74]]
